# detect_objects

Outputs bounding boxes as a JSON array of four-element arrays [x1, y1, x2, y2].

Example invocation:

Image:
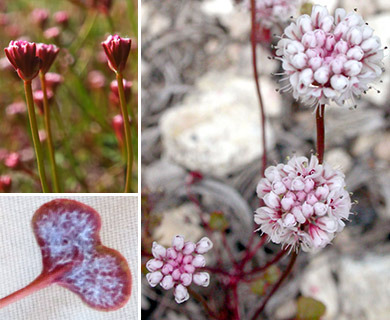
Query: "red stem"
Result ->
[[222, 231, 237, 266], [250, 0, 267, 176], [0, 264, 72, 309], [250, 251, 298, 320], [232, 284, 241, 320], [243, 248, 287, 279], [316, 104, 325, 164], [240, 233, 267, 269]]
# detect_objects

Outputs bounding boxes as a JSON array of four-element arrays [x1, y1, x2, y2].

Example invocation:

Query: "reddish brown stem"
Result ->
[[0, 264, 72, 309], [250, 0, 267, 176], [316, 104, 325, 164], [240, 233, 267, 269], [232, 284, 241, 320], [188, 287, 220, 320], [250, 251, 298, 320], [243, 248, 287, 279]]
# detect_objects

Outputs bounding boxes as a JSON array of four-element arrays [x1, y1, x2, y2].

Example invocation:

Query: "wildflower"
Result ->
[[275, 5, 385, 107], [252, 0, 299, 28], [4, 152, 21, 169], [146, 235, 213, 303], [34, 89, 54, 114], [87, 70, 106, 90], [36, 43, 60, 74], [101, 35, 131, 73], [4, 41, 42, 81], [43, 27, 61, 41], [45, 72, 64, 91], [0, 175, 12, 193], [255, 155, 352, 252], [54, 11, 69, 27], [30, 8, 49, 29]]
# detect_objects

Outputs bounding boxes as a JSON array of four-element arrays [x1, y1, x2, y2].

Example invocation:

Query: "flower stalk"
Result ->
[[250, 0, 267, 176], [116, 72, 134, 193], [40, 72, 60, 192], [23, 80, 49, 192], [316, 104, 325, 164]]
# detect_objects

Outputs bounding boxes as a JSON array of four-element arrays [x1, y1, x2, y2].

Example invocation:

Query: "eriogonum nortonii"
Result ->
[[275, 5, 385, 107], [36, 43, 60, 74], [255, 155, 352, 252], [4, 40, 42, 81], [252, 0, 299, 28], [146, 235, 213, 303], [101, 35, 131, 73]]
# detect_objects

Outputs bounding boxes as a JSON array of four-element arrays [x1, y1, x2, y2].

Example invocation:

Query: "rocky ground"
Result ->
[[141, 0, 390, 319]]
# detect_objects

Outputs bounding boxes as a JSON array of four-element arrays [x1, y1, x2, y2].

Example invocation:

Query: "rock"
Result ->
[[324, 148, 353, 173], [374, 133, 390, 161], [300, 254, 339, 320], [352, 133, 382, 156], [152, 204, 203, 247], [160, 70, 276, 178], [338, 254, 390, 319], [377, 0, 390, 12], [274, 299, 297, 320]]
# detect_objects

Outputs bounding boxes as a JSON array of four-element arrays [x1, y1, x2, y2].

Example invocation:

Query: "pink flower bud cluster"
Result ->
[[251, 0, 298, 28], [146, 235, 213, 304], [275, 5, 385, 107], [255, 155, 352, 252]]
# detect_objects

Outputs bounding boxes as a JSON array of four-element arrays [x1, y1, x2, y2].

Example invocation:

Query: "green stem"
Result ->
[[23, 80, 49, 193], [69, 11, 98, 54], [40, 73, 60, 193], [116, 72, 133, 193]]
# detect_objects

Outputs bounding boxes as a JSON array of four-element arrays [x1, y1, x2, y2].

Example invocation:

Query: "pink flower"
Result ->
[[275, 5, 385, 107], [101, 35, 132, 73], [36, 43, 60, 74], [4, 41, 42, 81], [54, 11, 69, 27], [87, 70, 106, 90], [43, 27, 61, 40], [45, 72, 63, 92], [111, 114, 124, 147], [146, 235, 213, 304], [30, 8, 49, 29], [4, 152, 21, 169], [0, 175, 12, 193], [33, 89, 54, 114], [252, 0, 298, 28], [255, 155, 352, 252]]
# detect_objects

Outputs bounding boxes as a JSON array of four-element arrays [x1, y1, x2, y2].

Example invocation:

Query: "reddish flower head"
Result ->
[[0, 175, 12, 193], [36, 43, 60, 74], [4, 40, 42, 81], [101, 34, 131, 73]]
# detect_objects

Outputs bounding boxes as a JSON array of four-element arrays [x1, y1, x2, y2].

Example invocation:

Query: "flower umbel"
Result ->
[[36, 43, 60, 74], [275, 5, 385, 107], [101, 35, 131, 73], [146, 235, 213, 303], [4, 40, 42, 81], [252, 0, 298, 28], [255, 155, 352, 252]]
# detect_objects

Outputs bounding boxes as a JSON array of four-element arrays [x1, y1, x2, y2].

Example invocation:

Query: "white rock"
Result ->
[[160, 71, 276, 177], [324, 148, 353, 173], [200, 0, 235, 17], [377, 0, 390, 11], [338, 254, 390, 319], [153, 204, 202, 247], [300, 254, 339, 320]]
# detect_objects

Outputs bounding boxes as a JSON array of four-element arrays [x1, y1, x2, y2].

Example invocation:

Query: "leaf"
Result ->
[[250, 278, 268, 296], [209, 211, 229, 231], [297, 296, 326, 320]]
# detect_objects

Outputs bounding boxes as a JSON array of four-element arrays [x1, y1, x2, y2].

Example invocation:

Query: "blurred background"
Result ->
[[141, 0, 390, 319], [0, 0, 138, 192]]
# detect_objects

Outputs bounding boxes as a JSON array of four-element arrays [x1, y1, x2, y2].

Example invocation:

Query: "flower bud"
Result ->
[[195, 237, 213, 254], [193, 272, 210, 287], [174, 284, 189, 304]]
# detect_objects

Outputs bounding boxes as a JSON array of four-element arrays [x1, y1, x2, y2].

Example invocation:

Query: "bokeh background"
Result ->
[[0, 0, 138, 192], [141, 0, 390, 319]]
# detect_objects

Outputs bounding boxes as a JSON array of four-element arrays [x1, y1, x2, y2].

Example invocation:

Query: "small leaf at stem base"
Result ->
[[297, 296, 326, 320]]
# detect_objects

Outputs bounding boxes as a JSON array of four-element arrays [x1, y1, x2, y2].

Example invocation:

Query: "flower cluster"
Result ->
[[275, 5, 385, 107], [252, 0, 298, 28], [146, 235, 213, 303], [255, 155, 352, 252], [101, 34, 131, 73]]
